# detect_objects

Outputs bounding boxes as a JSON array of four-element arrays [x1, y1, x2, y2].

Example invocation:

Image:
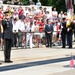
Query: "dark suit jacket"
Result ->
[[45, 24, 53, 35], [2, 18, 13, 39]]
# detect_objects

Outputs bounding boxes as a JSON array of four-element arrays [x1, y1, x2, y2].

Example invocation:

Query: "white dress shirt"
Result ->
[[16, 20, 25, 32], [12, 21, 18, 33]]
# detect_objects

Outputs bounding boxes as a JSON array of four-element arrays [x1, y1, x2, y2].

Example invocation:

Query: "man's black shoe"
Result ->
[[62, 47, 65, 48], [5, 60, 13, 63], [46, 45, 49, 47]]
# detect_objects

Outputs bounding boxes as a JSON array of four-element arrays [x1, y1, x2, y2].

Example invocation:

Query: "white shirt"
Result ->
[[24, 10, 29, 16], [12, 21, 18, 32], [27, 25, 34, 32], [26, 25, 35, 35], [36, 2, 41, 7], [24, 22, 30, 32], [53, 24, 57, 35], [12, 14, 18, 19], [16, 20, 25, 32], [59, 14, 64, 19], [46, 13, 52, 20], [52, 11, 58, 17]]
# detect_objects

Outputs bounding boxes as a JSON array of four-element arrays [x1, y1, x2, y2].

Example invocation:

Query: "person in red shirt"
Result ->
[[36, 18, 44, 45], [56, 22, 61, 42], [34, 13, 40, 20], [0, 7, 3, 20], [36, 18, 44, 32], [18, 7, 24, 18]]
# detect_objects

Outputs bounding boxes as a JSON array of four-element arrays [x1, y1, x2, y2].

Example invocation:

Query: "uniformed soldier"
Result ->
[[67, 20, 74, 48], [2, 11, 13, 63], [61, 18, 67, 48]]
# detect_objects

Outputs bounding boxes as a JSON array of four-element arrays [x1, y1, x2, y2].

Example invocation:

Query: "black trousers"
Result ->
[[67, 33, 72, 48], [61, 33, 66, 48], [13, 33, 18, 47], [18, 32, 23, 47], [46, 34, 52, 47], [4, 39, 12, 61]]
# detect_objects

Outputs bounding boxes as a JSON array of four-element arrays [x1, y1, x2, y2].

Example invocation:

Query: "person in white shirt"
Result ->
[[53, 22, 57, 43], [12, 18, 18, 47], [12, 11, 18, 20], [24, 7, 29, 17], [52, 8, 58, 20], [27, 8, 34, 19], [13, 18, 18, 33], [58, 11, 64, 19], [36, 0, 42, 8], [16, 15, 25, 47], [26, 22, 35, 48], [23, 18, 30, 47], [46, 11, 52, 20]]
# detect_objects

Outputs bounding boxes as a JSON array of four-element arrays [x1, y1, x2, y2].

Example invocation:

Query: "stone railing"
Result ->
[[0, 4, 52, 13]]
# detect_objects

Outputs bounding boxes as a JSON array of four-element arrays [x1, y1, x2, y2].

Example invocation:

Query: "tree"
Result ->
[[42, 0, 66, 13], [22, 0, 29, 5], [22, 0, 74, 13]]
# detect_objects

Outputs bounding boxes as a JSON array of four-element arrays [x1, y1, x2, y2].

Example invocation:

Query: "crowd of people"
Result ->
[[0, 5, 75, 49], [0, 3, 75, 63], [0, 0, 23, 5], [0, 0, 42, 6]]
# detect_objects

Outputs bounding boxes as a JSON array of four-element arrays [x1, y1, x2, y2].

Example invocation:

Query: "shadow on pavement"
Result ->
[[0, 56, 75, 72]]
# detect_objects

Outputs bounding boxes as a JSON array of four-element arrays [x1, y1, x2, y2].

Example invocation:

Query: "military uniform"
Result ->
[[67, 22, 74, 48], [61, 18, 67, 48], [2, 16, 13, 62]]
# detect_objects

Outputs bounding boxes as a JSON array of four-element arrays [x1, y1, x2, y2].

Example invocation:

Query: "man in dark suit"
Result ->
[[45, 19, 53, 47], [2, 12, 13, 63]]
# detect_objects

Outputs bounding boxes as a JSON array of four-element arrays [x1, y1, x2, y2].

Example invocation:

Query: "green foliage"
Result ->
[[21, 0, 74, 13], [46, 0, 67, 13], [22, 0, 28, 5], [40, 0, 67, 12]]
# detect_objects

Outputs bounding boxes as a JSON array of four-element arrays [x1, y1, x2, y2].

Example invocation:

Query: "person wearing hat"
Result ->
[[61, 18, 67, 48], [2, 11, 13, 63]]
